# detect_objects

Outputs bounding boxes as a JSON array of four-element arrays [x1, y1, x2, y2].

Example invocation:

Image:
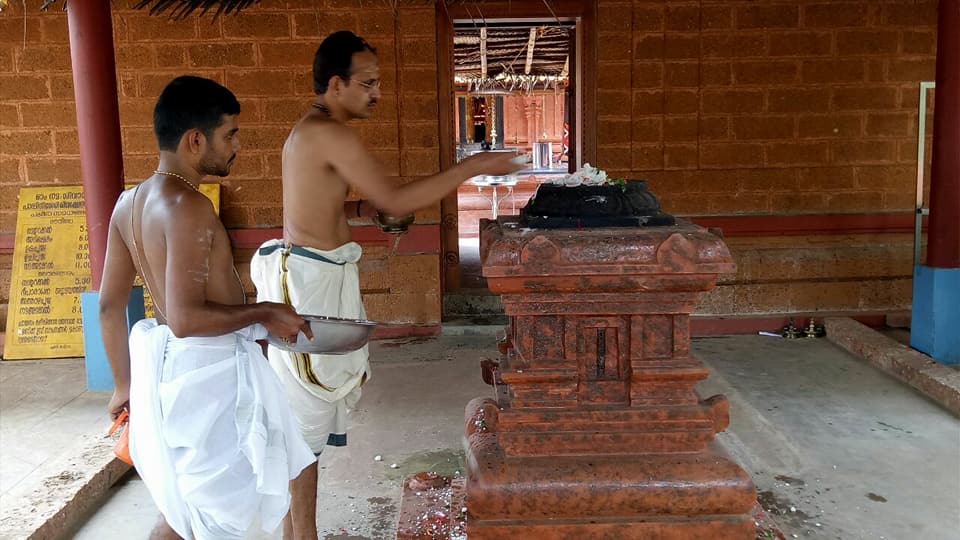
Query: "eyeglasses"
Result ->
[[352, 79, 381, 91]]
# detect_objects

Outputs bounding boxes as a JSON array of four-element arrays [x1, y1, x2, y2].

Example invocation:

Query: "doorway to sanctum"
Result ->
[[454, 23, 574, 289], [436, 1, 597, 320]]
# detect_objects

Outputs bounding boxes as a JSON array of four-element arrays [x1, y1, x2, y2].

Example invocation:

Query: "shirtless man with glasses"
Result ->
[[250, 30, 524, 539]]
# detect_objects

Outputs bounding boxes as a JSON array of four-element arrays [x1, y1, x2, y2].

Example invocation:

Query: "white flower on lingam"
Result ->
[[552, 163, 610, 187], [560, 173, 583, 187], [580, 163, 609, 185]]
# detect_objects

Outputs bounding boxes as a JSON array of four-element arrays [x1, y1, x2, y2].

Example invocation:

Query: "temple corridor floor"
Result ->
[[62, 335, 959, 540]]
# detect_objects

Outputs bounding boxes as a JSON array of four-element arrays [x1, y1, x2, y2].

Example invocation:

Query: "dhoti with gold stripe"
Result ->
[[250, 239, 370, 453]]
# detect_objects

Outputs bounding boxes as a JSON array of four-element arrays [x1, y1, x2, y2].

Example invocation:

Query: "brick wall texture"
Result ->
[[596, 0, 936, 215], [0, 0, 443, 325], [0, 0, 939, 322]]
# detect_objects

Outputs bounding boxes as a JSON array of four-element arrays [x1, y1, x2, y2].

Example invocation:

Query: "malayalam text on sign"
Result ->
[[3, 184, 221, 360], [4, 186, 90, 359]]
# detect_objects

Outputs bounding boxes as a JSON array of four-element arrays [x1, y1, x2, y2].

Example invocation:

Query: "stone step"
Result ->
[[499, 404, 714, 425], [466, 515, 754, 540], [465, 441, 756, 519], [441, 319, 507, 337], [498, 429, 715, 455], [443, 293, 504, 316]]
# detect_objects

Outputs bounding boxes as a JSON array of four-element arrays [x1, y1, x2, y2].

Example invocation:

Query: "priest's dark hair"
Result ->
[[313, 30, 377, 95], [153, 75, 241, 151]]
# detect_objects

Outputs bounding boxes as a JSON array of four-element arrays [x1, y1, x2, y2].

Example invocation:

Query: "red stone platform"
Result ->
[[398, 218, 755, 539]]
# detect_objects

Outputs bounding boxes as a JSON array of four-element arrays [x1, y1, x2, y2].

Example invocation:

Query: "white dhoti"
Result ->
[[250, 240, 371, 453], [127, 319, 315, 540]]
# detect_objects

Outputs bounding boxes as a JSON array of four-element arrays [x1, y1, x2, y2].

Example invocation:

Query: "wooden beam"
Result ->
[[525, 27, 537, 74], [437, 1, 461, 296], [480, 27, 488, 77]]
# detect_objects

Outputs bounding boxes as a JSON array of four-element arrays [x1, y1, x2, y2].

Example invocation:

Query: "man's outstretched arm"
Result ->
[[318, 123, 523, 217]]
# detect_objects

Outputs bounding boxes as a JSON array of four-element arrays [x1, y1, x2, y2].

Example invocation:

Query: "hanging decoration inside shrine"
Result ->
[[455, 25, 570, 95]]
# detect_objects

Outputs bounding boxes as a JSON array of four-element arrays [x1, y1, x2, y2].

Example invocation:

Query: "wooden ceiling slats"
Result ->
[[455, 26, 569, 78]]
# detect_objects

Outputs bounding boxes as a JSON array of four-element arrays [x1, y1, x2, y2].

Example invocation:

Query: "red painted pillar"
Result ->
[[67, 0, 125, 288], [927, 0, 960, 268]]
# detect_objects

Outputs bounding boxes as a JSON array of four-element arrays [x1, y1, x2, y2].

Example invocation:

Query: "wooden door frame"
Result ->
[[436, 0, 598, 300]]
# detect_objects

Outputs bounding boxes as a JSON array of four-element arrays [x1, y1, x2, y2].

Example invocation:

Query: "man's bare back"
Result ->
[[99, 102, 307, 416], [112, 179, 245, 319]]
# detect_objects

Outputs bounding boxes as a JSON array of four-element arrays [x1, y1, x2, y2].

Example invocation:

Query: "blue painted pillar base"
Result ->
[[910, 266, 960, 365], [80, 287, 146, 391]]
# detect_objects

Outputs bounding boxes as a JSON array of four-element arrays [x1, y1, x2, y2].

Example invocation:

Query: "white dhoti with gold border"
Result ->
[[250, 240, 371, 453], [127, 319, 314, 540]]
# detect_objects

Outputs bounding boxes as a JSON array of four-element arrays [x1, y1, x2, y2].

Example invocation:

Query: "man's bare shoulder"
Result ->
[[162, 188, 218, 226], [287, 115, 360, 152], [123, 181, 218, 230], [112, 186, 134, 210], [108, 186, 138, 226]]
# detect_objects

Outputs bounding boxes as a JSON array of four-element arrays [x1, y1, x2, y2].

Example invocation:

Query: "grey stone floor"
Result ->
[[0, 357, 111, 505], [6, 335, 959, 540]]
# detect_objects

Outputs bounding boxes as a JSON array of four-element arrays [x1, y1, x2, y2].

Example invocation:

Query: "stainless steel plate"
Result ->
[[468, 174, 519, 186], [267, 315, 377, 355]]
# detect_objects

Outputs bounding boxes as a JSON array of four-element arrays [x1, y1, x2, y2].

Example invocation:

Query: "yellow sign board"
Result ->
[[196, 183, 222, 214], [3, 184, 221, 360], [4, 187, 89, 359]]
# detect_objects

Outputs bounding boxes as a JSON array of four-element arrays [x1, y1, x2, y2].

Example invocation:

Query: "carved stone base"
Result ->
[[445, 219, 756, 539], [462, 398, 755, 539]]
